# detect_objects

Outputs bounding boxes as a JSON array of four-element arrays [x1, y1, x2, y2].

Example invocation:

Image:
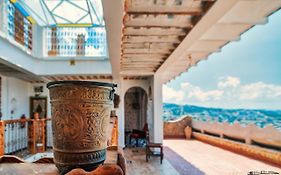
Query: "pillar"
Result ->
[[76, 34, 85, 56], [152, 73, 163, 143], [48, 28, 58, 56]]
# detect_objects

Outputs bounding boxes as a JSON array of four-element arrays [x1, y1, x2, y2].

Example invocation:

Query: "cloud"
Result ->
[[163, 76, 281, 109], [240, 81, 281, 100], [181, 82, 223, 102], [218, 76, 240, 88], [162, 85, 185, 104]]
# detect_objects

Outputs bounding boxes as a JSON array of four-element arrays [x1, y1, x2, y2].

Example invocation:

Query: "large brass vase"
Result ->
[[47, 81, 116, 174]]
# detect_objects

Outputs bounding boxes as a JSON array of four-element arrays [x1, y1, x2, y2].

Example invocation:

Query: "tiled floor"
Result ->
[[125, 139, 281, 175], [124, 146, 180, 175]]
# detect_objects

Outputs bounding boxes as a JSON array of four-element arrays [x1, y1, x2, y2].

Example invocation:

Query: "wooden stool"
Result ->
[[146, 143, 163, 164]]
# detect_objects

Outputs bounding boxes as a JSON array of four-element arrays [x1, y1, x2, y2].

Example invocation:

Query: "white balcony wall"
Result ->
[[0, 35, 112, 76], [32, 25, 44, 58]]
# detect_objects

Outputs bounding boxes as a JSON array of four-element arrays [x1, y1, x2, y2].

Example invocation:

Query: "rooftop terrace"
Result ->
[[126, 139, 281, 175]]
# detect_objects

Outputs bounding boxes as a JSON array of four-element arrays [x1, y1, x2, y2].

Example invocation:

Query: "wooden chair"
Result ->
[[145, 132, 164, 164], [129, 123, 148, 147]]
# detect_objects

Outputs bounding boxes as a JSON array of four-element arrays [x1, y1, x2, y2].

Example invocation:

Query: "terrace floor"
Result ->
[[125, 139, 281, 175]]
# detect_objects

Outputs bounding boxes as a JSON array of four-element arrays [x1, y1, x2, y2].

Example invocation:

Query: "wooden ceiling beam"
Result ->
[[52, 76, 59, 81], [99, 75, 106, 79], [122, 35, 181, 43], [79, 76, 85, 80], [122, 76, 147, 80], [65, 76, 70, 80], [124, 14, 193, 28], [106, 75, 113, 79], [125, 0, 202, 15], [122, 53, 167, 58], [122, 58, 165, 61], [121, 69, 156, 72], [86, 76, 92, 79], [124, 23, 192, 28], [122, 48, 172, 54], [120, 70, 155, 75], [122, 42, 177, 49], [121, 61, 161, 64], [123, 27, 188, 36], [126, 11, 201, 15], [123, 57, 166, 61], [122, 55, 166, 59], [122, 65, 157, 68], [122, 65, 156, 68]]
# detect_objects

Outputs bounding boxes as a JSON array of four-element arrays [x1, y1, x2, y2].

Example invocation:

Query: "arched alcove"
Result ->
[[124, 87, 148, 132]]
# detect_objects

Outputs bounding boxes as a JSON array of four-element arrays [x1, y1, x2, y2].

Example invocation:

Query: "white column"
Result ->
[[152, 73, 163, 143]]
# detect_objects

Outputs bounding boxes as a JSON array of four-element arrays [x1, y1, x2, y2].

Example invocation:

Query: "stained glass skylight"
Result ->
[[17, 0, 104, 27]]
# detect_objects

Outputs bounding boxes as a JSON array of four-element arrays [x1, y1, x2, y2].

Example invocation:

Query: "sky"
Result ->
[[163, 9, 281, 110]]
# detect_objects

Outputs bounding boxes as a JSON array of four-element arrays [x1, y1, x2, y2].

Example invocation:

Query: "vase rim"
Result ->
[[47, 80, 117, 89]]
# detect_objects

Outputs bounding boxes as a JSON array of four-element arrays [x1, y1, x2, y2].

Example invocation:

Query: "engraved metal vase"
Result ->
[[47, 81, 116, 174]]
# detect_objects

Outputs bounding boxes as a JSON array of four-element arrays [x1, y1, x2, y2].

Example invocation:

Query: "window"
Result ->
[[7, 0, 32, 51], [45, 27, 106, 57]]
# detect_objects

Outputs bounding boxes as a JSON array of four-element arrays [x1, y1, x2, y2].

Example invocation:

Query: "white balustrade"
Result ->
[[192, 120, 281, 148]]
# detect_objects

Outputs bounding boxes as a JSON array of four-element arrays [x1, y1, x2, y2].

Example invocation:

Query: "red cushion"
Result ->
[[130, 133, 140, 138]]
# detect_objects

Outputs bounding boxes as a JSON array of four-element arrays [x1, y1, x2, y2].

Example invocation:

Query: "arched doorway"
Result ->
[[124, 87, 148, 145]]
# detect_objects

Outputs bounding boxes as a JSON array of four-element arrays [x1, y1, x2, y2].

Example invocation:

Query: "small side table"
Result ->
[[146, 143, 163, 164]]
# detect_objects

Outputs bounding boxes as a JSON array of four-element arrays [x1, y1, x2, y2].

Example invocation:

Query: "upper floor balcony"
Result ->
[[0, 0, 108, 60]]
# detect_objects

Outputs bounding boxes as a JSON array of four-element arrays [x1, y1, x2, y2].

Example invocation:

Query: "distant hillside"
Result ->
[[163, 103, 281, 130]]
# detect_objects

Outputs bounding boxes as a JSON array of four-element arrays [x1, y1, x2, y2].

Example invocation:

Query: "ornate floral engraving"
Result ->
[[52, 104, 84, 148], [50, 86, 112, 103], [48, 83, 113, 174]]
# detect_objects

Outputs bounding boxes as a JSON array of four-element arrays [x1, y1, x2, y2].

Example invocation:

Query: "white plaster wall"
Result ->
[[1, 76, 31, 120]]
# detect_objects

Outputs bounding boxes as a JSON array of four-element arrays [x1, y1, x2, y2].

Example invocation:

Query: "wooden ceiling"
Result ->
[[123, 75, 149, 80], [43, 75, 113, 82], [121, 0, 216, 75]]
